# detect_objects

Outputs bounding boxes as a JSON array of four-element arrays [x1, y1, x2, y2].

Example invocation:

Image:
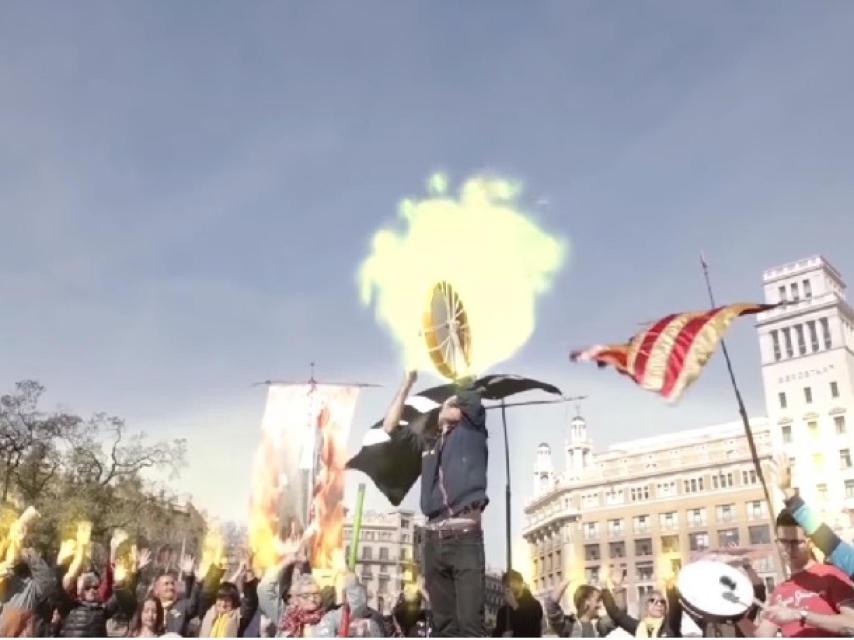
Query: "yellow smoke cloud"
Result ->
[[359, 174, 567, 376]]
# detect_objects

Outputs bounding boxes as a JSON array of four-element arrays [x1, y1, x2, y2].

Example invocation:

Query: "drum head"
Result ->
[[677, 560, 752, 622]]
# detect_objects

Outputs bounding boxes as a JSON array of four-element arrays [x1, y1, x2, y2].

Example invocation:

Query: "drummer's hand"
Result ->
[[765, 605, 800, 625], [773, 454, 795, 498], [741, 558, 762, 585]]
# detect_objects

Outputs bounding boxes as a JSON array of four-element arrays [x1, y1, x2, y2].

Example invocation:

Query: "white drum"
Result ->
[[677, 560, 753, 622]]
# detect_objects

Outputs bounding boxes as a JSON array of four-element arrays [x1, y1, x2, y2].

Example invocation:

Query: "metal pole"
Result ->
[[700, 255, 786, 575], [501, 399, 513, 631]]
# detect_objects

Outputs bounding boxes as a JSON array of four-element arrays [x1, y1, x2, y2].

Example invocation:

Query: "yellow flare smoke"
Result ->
[[359, 174, 567, 376]]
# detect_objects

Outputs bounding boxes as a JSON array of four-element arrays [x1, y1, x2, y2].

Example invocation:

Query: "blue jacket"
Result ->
[[787, 494, 854, 576], [420, 388, 488, 520]]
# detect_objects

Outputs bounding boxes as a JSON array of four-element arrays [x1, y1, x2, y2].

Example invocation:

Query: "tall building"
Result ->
[[343, 508, 425, 614], [523, 415, 783, 614], [756, 256, 854, 534], [484, 569, 505, 631]]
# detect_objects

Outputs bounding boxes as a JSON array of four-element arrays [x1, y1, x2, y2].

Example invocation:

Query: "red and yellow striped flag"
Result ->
[[570, 303, 775, 402]]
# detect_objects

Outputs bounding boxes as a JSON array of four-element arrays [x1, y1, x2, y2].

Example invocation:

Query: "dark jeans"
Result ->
[[423, 528, 485, 637]]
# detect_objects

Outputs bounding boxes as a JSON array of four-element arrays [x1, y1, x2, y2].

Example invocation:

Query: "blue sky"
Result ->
[[2, 2, 853, 564]]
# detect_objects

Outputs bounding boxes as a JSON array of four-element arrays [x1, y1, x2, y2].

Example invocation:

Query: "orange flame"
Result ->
[[248, 385, 359, 574]]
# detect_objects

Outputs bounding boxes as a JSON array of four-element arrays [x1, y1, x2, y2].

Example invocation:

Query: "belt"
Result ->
[[423, 524, 482, 540]]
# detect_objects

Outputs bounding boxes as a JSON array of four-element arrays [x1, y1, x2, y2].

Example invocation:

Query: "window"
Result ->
[[805, 387, 813, 404], [401, 533, 409, 543], [782, 425, 792, 443], [400, 547, 408, 561], [584, 544, 601, 562], [378, 577, 389, 595], [747, 500, 766, 520], [817, 484, 828, 501], [637, 562, 654, 581], [771, 330, 781, 361], [831, 382, 840, 399], [583, 493, 599, 508], [635, 538, 652, 556], [712, 473, 734, 489], [803, 279, 812, 299], [813, 453, 825, 470], [836, 416, 847, 435], [364, 531, 374, 541], [657, 481, 676, 497], [748, 525, 771, 545], [605, 488, 624, 505], [660, 512, 678, 531], [779, 392, 787, 409], [716, 504, 735, 523], [661, 535, 680, 554], [684, 477, 705, 494], [688, 508, 707, 527], [638, 585, 655, 601], [585, 566, 600, 584], [795, 324, 806, 355], [778, 286, 787, 303], [583, 522, 599, 540], [362, 547, 373, 560], [609, 541, 626, 558], [634, 515, 650, 534], [608, 519, 624, 537], [689, 532, 709, 552], [845, 480, 854, 499], [807, 321, 819, 351], [742, 469, 758, 485], [345, 545, 350, 558], [841, 449, 852, 469], [820, 318, 832, 349], [379, 547, 389, 561], [808, 420, 819, 439], [791, 282, 800, 301], [782, 328, 794, 358], [718, 528, 740, 547], [630, 486, 650, 502]]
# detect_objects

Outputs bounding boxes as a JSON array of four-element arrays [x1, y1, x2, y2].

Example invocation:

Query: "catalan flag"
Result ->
[[570, 303, 775, 402]]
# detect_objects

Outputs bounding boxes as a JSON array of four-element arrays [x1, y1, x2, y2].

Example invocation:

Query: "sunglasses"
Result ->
[[648, 598, 666, 605], [83, 584, 101, 591]]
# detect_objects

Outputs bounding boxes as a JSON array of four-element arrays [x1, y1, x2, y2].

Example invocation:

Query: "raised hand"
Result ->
[[137, 547, 153, 572], [550, 576, 573, 603], [607, 565, 625, 590], [405, 370, 418, 388], [180, 553, 196, 576], [773, 454, 793, 495], [57, 539, 77, 566]]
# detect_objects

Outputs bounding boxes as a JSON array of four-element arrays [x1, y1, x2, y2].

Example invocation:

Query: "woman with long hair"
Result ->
[[128, 597, 165, 638]]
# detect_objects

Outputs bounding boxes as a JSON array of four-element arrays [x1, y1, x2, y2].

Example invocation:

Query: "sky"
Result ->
[[2, 1, 854, 566]]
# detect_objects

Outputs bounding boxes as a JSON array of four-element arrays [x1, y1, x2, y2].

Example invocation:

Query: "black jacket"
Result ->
[[493, 589, 544, 637], [57, 565, 137, 638], [163, 565, 224, 636], [420, 388, 488, 519]]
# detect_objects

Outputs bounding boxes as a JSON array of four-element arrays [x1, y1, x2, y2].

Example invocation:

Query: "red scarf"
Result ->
[[280, 605, 324, 638]]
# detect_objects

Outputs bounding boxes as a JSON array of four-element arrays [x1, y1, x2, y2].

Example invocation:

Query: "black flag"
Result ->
[[346, 375, 561, 505]]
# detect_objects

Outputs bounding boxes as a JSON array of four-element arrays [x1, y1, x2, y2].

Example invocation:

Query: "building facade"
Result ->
[[523, 414, 783, 614], [756, 256, 854, 535], [343, 508, 425, 614], [484, 570, 504, 631]]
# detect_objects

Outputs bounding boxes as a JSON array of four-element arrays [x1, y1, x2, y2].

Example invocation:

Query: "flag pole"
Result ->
[[700, 254, 785, 573], [501, 399, 512, 631], [348, 483, 366, 572]]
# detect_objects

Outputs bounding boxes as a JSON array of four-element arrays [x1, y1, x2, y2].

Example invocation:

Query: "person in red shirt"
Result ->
[[754, 510, 854, 637]]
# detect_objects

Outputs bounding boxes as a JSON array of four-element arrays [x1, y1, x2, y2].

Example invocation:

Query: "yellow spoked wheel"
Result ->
[[422, 281, 472, 380]]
